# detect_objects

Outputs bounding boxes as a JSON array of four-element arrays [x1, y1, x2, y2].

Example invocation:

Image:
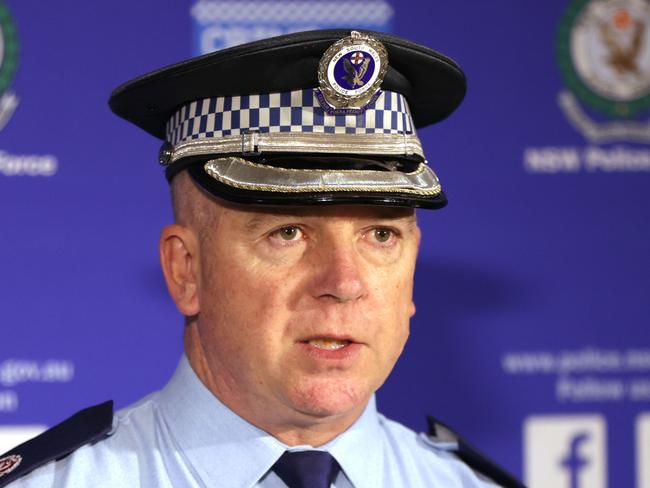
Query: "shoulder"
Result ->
[[377, 414, 526, 488], [0, 395, 162, 488], [0, 401, 113, 487]]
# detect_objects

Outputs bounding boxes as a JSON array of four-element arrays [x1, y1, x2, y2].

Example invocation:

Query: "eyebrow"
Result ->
[[243, 213, 308, 233], [244, 217, 267, 233], [243, 207, 416, 233]]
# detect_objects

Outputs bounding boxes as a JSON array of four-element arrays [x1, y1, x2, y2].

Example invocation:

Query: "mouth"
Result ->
[[298, 335, 361, 361], [306, 338, 351, 350]]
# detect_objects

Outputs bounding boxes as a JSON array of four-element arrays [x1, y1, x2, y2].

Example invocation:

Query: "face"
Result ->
[[189, 202, 420, 428]]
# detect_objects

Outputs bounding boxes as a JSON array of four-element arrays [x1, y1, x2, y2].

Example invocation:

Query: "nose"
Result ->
[[309, 239, 366, 303]]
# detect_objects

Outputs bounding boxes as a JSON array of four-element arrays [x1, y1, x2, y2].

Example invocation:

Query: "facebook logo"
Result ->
[[560, 432, 591, 488], [524, 415, 606, 488]]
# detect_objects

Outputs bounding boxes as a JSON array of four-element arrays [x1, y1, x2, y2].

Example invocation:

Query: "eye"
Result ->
[[372, 228, 395, 243], [272, 226, 303, 241]]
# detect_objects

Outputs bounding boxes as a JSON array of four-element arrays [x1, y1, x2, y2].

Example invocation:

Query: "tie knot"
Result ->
[[272, 450, 341, 488]]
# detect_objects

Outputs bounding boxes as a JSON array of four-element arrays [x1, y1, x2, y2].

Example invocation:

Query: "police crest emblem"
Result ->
[[0, 454, 22, 478], [316, 30, 388, 114], [556, 0, 650, 142]]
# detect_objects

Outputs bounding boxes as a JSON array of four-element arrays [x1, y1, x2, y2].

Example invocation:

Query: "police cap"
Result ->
[[109, 29, 466, 208]]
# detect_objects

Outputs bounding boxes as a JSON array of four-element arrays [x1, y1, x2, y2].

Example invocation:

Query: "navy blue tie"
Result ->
[[272, 451, 341, 488]]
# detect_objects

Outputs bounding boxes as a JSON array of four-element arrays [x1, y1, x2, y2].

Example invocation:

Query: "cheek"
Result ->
[[370, 255, 416, 311], [370, 258, 416, 350], [199, 252, 299, 342]]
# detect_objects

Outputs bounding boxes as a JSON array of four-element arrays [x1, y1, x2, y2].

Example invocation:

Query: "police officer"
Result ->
[[0, 29, 525, 488]]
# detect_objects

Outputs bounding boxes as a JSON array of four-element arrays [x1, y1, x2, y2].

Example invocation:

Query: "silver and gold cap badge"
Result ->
[[109, 29, 467, 209], [316, 30, 389, 113]]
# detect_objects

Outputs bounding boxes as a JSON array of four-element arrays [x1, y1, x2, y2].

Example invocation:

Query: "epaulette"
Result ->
[[426, 416, 527, 488], [0, 401, 113, 487]]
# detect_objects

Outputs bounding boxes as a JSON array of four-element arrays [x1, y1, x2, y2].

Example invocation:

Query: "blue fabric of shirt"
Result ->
[[9, 356, 500, 487]]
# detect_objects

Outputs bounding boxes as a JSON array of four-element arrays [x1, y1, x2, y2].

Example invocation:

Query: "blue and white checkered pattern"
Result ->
[[191, 1, 394, 25], [166, 89, 415, 145]]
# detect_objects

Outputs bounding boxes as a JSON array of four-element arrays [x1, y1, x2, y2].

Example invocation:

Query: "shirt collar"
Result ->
[[157, 355, 384, 488], [321, 396, 384, 488], [157, 355, 285, 488]]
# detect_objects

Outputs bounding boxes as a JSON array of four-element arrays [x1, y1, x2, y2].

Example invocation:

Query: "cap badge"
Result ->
[[317, 31, 389, 114], [0, 454, 22, 478]]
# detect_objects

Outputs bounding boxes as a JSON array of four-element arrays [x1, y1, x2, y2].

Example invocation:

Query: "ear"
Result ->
[[160, 224, 201, 316]]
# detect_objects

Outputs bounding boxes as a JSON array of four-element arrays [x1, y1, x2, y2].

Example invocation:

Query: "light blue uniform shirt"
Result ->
[[9, 356, 500, 487]]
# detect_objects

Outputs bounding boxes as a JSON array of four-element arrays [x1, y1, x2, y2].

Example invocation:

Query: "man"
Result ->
[[0, 29, 525, 487]]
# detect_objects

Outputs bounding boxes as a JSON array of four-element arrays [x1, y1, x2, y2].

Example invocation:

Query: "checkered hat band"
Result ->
[[166, 89, 415, 145]]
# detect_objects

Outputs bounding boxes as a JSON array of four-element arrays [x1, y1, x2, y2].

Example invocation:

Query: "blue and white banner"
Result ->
[[192, 0, 394, 54]]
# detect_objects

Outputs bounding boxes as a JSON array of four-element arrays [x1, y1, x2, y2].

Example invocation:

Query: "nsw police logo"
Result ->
[[317, 31, 388, 114], [556, 0, 650, 143], [0, 0, 18, 132], [0, 454, 22, 478]]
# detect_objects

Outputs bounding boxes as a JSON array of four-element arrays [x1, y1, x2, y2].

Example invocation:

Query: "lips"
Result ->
[[298, 334, 362, 361], [299, 333, 357, 347], [308, 338, 351, 350]]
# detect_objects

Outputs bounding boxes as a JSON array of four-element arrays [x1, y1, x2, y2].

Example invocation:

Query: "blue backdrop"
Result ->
[[1, 1, 649, 487]]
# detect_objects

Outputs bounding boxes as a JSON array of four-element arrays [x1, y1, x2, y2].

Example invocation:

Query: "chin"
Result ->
[[287, 377, 372, 419]]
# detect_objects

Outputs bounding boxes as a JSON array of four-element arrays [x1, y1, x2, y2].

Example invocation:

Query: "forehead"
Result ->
[[215, 202, 418, 227]]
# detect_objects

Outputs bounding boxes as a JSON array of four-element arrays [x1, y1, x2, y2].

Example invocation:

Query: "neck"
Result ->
[[184, 326, 368, 447]]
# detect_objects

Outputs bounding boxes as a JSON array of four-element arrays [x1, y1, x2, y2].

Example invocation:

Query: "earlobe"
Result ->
[[160, 224, 201, 316], [409, 301, 416, 318]]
